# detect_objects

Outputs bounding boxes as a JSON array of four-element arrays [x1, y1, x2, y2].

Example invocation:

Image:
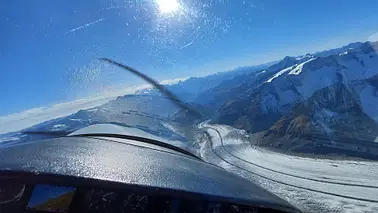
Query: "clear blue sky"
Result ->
[[1, 0, 378, 116]]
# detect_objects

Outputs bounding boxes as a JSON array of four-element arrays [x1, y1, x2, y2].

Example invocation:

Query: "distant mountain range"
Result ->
[[1, 41, 378, 159], [137, 62, 275, 102], [0, 61, 271, 146]]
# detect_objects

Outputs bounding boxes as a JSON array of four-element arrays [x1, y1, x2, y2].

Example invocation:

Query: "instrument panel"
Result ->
[[0, 183, 283, 213], [26, 185, 76, 212]]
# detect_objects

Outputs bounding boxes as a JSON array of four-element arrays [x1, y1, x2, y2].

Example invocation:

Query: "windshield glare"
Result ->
[[2, 0, 378, 212]]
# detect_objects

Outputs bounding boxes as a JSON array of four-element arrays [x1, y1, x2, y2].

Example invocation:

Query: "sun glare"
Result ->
[[156, 0, 180, 14]]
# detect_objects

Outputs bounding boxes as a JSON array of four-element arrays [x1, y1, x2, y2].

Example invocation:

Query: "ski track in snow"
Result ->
[[199, 122, 378, 213]]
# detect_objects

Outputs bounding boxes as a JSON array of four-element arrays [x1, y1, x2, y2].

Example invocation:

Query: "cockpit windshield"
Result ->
[[2, 1, 378, 212]]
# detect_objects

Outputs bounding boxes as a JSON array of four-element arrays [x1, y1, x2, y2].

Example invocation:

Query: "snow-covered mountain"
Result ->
[[207, 41, 378, 158], [261, 42, 378, 114]]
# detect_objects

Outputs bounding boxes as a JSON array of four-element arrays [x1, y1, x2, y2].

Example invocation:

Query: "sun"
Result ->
[[156, 0, 180, 14]]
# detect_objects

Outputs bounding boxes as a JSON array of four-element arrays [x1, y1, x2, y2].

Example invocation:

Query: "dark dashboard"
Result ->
[[0, 128, 300, 213], [1, 182, 287, 213]]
